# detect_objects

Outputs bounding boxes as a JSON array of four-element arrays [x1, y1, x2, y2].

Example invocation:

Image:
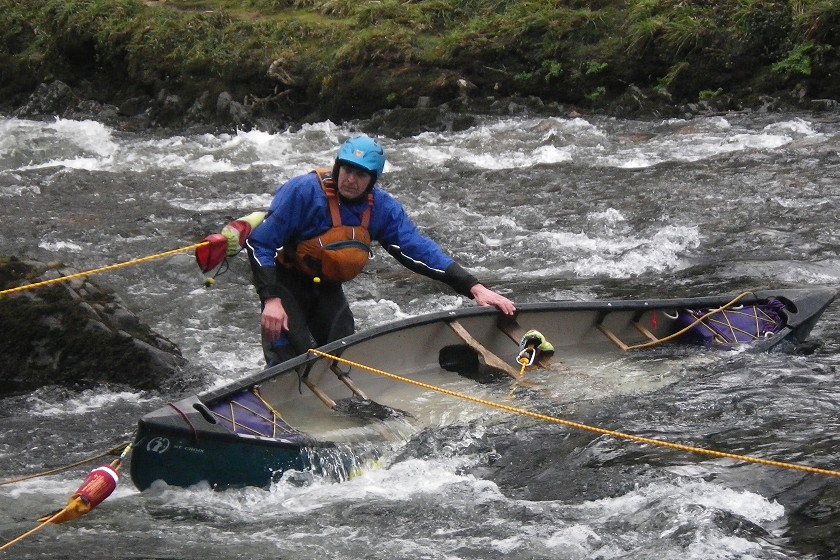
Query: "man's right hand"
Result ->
[[261, 297, 289, 341]]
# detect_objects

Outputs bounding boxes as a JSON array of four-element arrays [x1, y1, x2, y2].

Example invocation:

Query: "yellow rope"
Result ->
[[309, 348, 840, 479], [0, 242, 209, 298], [0, 512, 64, 552], [0, 442, 130, 486], [0, 443, 133, 552]]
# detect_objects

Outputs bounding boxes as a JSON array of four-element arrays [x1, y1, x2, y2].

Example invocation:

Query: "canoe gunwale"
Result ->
[[198, 287, 837, 407]]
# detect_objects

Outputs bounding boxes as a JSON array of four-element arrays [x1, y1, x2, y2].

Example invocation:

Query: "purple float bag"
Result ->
[[674, 299, 786, 345], [209, 390, 303, 440]]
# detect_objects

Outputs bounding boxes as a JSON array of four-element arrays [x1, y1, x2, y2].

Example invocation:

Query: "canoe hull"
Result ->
[[128, 395, 305, 490], [130, 428, 304, 490], [129, 287, 837, 491]]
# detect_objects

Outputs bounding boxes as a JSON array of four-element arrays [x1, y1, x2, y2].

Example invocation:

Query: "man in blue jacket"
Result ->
[[226, 136, 516, 366]]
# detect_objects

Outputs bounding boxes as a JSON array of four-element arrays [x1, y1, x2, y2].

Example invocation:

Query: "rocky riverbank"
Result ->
[[10, 77, 840, 141], [3, 1, 839, 134]]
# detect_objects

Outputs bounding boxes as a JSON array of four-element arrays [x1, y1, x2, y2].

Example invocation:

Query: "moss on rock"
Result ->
[[0, 257, 185, 395]]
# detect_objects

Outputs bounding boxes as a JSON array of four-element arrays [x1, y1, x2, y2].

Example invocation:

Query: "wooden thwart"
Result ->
[[330, 362, 370, 401], [597, 322, 662, 352], [632, 321, 661, 343], [597, 324, 630, 351], [301, 378, 337, 409], [448, 320, 521, 379]]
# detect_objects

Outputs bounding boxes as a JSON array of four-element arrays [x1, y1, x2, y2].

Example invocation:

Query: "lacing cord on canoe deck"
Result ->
[[618, 291, 753, 351], [208, 387, 297, 438], [308, 348, 840, 479]]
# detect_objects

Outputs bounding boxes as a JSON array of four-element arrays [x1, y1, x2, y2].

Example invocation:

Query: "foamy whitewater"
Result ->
[[1, 110, 840, 559]]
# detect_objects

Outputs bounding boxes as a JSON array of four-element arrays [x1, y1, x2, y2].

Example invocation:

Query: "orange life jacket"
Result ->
[[279, 169, 373, 283]]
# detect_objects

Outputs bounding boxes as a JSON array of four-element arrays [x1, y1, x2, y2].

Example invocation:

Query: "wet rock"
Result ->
[[216, 91, 234, 117], [119, 95, 152, 117], [0, 256, 186, 395], [184, 91, 211, 123], [215, 91, 256, 129], [361, 94, 573, 138], [810, 98, 840, 111], [151, 90, 184, 126], [13, 81, 76, 117], [12, 80, 122, 125], [109, 307, 140, 331], [364, 106, 450, 138], [9, 80, 274, 132]]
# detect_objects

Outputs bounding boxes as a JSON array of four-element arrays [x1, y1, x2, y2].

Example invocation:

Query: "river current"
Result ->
[[1, 110, 840, 559]]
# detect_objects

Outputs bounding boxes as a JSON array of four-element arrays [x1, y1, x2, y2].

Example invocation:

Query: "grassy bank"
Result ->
[[1, 0, 838, 123]]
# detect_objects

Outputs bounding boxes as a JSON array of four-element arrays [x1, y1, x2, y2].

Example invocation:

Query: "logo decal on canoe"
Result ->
[[146, 437, 171, 454]]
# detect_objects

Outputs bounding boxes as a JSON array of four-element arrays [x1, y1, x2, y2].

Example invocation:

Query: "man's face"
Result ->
[[337, 165, 372, 200]]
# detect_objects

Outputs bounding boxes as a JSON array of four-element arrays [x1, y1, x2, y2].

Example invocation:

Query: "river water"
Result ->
[[1, 110, 840, 559]]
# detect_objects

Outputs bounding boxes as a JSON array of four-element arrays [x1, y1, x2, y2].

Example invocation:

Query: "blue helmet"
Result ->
[[336, 136, 386, 181]]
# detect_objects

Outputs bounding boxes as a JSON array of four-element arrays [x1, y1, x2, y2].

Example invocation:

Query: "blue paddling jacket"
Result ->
[[246, 171, 480, 302]]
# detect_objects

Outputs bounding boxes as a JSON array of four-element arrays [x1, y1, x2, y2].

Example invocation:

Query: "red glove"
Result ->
[[195, 212, 267, 273], [195, 234, 229, 273]]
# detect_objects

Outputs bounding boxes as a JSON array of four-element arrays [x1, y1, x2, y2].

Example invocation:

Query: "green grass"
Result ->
[[1, 0, 838, 121]]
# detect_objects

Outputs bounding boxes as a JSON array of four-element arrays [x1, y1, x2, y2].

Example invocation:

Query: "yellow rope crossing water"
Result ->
[[0, 442, 130, 487], [309, 348, 840, 479], [0, 242, 209, 298], [0, 442, 133, 552]]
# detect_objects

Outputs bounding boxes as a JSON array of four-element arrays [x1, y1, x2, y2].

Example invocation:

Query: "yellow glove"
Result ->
[[221, 211, 267, 256]]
